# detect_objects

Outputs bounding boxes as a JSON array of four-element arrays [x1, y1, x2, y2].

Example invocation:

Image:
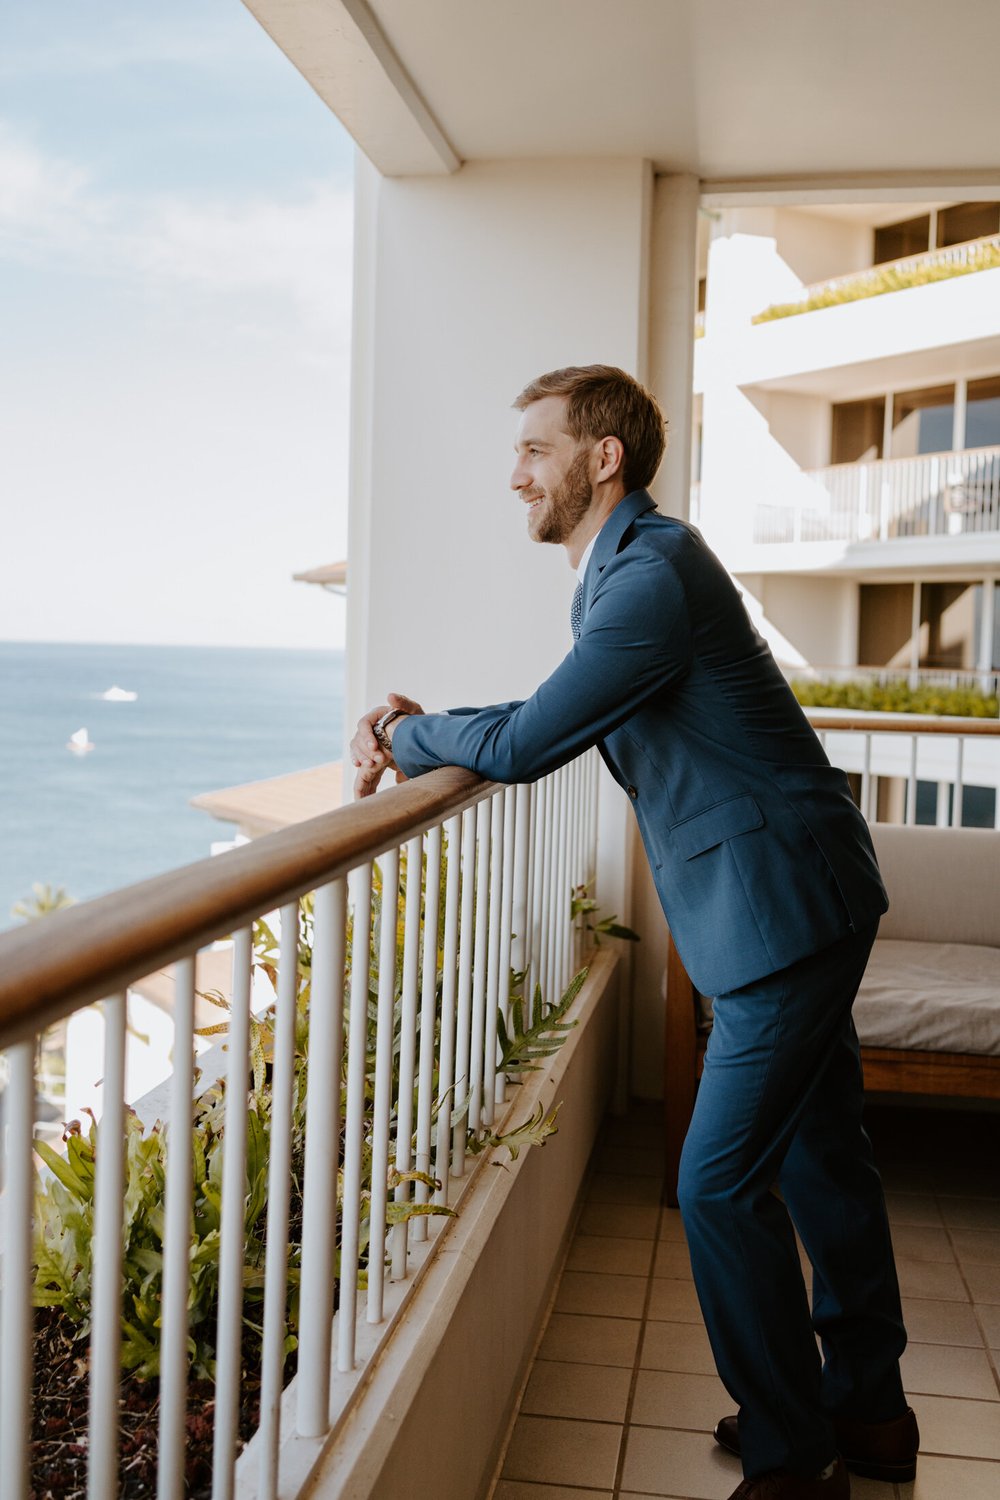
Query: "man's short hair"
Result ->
[[513, 364, 667, 492]]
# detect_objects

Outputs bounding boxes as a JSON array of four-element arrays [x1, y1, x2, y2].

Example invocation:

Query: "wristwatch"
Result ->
[[373, 707, 405, 753]]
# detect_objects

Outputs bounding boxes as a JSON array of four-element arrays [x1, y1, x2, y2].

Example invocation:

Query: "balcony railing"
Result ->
[[0, 754, 600, 1500], [794, 664, 1000, 705], [805, 707, 1000, 827], [753, 445, 1000, 545], [752, 233, 1000, 323]]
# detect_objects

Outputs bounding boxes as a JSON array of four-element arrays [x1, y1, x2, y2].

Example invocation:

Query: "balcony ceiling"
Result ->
[[245, 0, 1000, 193]]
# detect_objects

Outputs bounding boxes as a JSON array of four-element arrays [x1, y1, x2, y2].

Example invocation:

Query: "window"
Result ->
[[831, 397, 885, 464], [966, 375, 1000, 450], [892, 384, 955, 458], [873, 214, 930, 265], [936, 201, 1000, 247]]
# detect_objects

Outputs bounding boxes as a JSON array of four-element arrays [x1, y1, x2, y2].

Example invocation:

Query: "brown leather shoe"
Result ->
[[726, 1455, 849, 1498], [714, 1408, 919, 1484]]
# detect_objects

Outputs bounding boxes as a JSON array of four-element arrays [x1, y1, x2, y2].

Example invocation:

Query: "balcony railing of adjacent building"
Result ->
[[752, 232, 1000, 323], [806, 708, 1000, 828], [0, 753, 600, 1500], [753, 444, 1000, 545]]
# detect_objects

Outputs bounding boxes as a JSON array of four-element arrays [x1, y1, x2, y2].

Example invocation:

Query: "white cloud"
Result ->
[[0, 124, 352, 336]]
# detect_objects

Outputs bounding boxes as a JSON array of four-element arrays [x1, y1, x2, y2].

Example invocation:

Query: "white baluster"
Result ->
[[88, 994, 127, 1500], [259, 903, 300, 1499], [297, 881, 347, 1437], [367, 848, 399, 1323], [213, 927, 254, 1490], [338, 863, 372, 1372], [0, 1040, 34, 1500], [392, 836, 424, 1276], [434, 818, 461, 1208], [158, 956, 195, 1500]]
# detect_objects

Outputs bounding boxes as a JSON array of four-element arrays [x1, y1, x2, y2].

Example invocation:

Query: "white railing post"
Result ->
[[213, 927, 254, 1491], [0, 1041, 35, 1500], [88, 993, 128, 1500], [410, 825, 441, 1242], [338, 863, 373, 1373], [451, 809, 478, 1178], [482, 791, 506, 1128], [259, 902, 300, 1500], [297, 880, 347, 1437], [495, 786, 517, 1110], [157, 956, 196, 1500], [367, 848, 400, 1324], [433, 817, 461, 1210], [391, 836, 423, 1278]]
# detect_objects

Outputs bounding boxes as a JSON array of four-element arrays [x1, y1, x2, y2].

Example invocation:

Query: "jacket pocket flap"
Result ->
[[672, 794, 764, 861]]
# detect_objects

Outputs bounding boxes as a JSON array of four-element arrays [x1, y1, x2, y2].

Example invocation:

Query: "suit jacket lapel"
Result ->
[[582, 489, 657, 615]]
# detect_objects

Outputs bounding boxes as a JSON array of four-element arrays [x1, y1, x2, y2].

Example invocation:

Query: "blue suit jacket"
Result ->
[[392, 489, 888, 996]]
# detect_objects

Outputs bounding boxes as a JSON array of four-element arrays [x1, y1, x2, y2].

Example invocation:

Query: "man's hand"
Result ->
[[351, 692, 424, 799]]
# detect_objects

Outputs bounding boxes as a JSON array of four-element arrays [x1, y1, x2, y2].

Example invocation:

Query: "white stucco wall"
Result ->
[[347, 155, 654, 722], [347, 154, 671, 1094]]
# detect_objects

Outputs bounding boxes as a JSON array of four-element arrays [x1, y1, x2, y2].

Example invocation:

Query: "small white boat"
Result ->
[[67, 727, 95, 754], [101, 685, 138, 702]]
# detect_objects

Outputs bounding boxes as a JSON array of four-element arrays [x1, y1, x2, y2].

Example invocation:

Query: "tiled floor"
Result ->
[[491, 1101, 1000, 1500]]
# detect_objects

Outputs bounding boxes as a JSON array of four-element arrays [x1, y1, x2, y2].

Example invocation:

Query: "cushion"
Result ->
[[853, 938, 1000, 1056]]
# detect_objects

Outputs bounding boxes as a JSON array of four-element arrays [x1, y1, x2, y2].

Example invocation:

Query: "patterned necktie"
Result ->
[[570, 581, 583, 641]]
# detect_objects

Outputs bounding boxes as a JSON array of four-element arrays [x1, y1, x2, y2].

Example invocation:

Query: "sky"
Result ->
[[1, 2, 355, 649]]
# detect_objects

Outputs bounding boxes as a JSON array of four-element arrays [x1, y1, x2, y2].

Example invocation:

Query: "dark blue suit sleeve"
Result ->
[[392, 544, 691, 783]]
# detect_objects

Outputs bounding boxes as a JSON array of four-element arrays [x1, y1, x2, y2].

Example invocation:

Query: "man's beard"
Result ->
[[532, 449, 594, 544]]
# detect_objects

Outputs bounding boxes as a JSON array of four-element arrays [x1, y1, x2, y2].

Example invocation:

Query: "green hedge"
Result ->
[[791, 677, 999, 718], [753, 241, 1000, 324]]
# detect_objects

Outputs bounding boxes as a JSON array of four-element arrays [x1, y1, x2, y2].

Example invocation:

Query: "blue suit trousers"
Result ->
[[677, 920, 907, 1479]]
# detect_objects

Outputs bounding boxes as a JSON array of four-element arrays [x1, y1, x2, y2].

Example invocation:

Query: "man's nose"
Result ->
[[511, 458, 529, 491]]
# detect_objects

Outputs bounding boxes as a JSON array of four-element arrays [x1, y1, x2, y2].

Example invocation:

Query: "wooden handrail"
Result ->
[[0, 767, 493, 1051], [805, 709, 1000, 736]]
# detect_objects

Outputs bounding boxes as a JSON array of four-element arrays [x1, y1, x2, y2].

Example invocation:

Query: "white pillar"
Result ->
[[953, 377, 968, 453], [910, 580, 922, 688], [979, 577, 997, 689], [648, 173, 700, 522]]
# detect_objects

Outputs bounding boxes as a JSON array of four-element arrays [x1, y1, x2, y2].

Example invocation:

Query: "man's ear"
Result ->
[[595, 435, 625, 482]]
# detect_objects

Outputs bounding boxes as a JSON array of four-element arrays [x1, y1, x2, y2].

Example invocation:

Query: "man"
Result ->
[[350, 365, 917, 1500]]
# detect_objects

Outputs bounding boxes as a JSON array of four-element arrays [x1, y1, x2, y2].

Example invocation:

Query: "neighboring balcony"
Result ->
[[754, 446, 1000, 546]]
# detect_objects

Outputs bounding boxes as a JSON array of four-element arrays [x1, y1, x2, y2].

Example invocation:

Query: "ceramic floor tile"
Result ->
[[886, 1193, 945, 1227], [848, 1479, 900, 1500], [901, 1341, 1000, 1401], [658, 1208, 687, 1243], [901, 1296, 985, 1347], [630, 1369, 730, 1431], [501, 1415, 622, 1490], [555, 1270, 648, 1319], [647, 1278, 705, 1324], [889, 1224, 957, 1263], [495, 1486, 612, 1500], [938, 1198, 1000, 1232], [653, 1240, 694, 1279], [521, 1361, 632, 1423], [898, 1454, 1000, 1500], [577, 1202, 661, 1239], [977, 1304, 1000, 1345], [593, 1144, 666, 1178], [640, 1320, 719, 1376], [619, 1425, 740, 1498], [566, 1233, 656, 1277], [909, 1392, 1000, 1459], [536, 1312, 642, 1368], [895, 1257, 970, 1302], [586, 1172, 662, 1206], [965, 1262, 1000, 1305], [951, 1229, 1000, 1266]]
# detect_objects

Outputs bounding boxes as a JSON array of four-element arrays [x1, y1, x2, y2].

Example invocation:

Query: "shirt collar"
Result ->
[[575, 532, 599, 586]]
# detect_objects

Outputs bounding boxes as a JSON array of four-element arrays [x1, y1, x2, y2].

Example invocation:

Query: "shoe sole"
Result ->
[[712, 1427, 917, 1485]]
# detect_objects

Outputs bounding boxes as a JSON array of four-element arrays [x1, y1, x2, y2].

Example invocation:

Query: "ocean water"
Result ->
[[0, 641, 345, 931]]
